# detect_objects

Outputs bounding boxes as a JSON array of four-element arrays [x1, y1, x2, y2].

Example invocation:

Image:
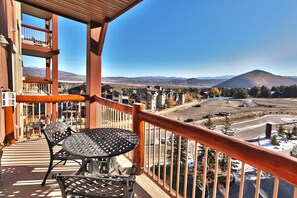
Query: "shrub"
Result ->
[[271, 135, 280, 146], [290, 145, 297, 158]]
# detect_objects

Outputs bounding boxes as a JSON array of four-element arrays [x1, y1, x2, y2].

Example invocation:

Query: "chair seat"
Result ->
[[54, 164, 136, 198], [54, 148, 79, 161]]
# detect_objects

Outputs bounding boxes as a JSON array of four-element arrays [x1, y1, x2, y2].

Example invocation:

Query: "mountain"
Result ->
[[23, 67, 86, 82], [197, 75, 234, 80], [102, 76, 225, 87], [215, 70, 297, 88]]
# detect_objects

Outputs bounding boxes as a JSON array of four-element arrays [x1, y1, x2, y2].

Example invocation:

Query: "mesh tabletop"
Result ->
[[62, 128, 139, 158]]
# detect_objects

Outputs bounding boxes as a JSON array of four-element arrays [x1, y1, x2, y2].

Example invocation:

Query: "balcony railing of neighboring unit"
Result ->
[[16, 95, 86, 138], [93, 95, 297, 198], [23, 78, 52, 95], [21, 24, 52, 48]]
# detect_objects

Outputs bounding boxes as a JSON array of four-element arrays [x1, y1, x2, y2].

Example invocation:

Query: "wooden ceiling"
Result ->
[[17, 0, 142, 24]]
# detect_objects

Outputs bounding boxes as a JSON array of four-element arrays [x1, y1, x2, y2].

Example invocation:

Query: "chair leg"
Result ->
[[41, 157, 53, 186], [63, 160, 67, 165]]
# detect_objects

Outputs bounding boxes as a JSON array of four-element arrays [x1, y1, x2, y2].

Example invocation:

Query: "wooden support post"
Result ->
[[51, 14, 58, 121], [132, 103, 145, 175], [4, 106, 15, 146], [86, 21, 108, 128]]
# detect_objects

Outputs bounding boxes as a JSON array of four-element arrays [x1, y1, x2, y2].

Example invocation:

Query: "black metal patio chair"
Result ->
[[41, 121, 81, 186], [53, 164, 136, 198]]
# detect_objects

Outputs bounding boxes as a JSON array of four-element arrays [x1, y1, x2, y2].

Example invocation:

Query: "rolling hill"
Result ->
[[215, 70, 297, 88], [23, 67, 226, 87]]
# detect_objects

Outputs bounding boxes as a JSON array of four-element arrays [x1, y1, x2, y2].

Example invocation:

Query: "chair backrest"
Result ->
[[54, 164, 136, 198], [42, 122, 72, 146]]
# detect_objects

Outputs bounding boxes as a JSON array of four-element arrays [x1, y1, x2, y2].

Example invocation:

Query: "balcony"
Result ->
[[2, 94, 297, 197], [21, 24, 56, 58]]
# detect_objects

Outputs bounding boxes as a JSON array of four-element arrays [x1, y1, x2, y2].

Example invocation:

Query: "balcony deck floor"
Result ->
[[0, 139, 170, 198]]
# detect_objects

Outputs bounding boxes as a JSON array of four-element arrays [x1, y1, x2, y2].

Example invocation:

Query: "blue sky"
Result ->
[[22, 0, 297, 77]]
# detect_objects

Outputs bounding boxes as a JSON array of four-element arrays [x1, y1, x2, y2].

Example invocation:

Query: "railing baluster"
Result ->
[[176, 135, 181, 197], [212, 151, 219, 198], [153, 126, 156, 180], [170, 133, 174, 193], [163, 130, 167, 187], [254, 169, 262, 198], [202, 146, 208, 198], [239, 162, 245, 198], [225, 156, 231, 198], [192, 142, 198, 198], [148, 124, 151, 175], [158, 127, 161, 183], [272, 177, 279, 198], [183, 139, 189, 198]]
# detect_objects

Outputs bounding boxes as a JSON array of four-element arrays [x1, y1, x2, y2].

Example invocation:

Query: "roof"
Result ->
[[17, 0, 142, 24]]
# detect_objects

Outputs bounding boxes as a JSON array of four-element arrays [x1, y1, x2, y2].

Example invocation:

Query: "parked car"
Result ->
[[184, 118, 194, 123], [218, 111, 230, 116], [202, 114, 213, 119]]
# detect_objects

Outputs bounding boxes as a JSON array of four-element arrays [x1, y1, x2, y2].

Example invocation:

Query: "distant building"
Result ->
[[178, 93, 185, 105]]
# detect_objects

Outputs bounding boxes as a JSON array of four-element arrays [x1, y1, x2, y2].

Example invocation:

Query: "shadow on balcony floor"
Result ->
[[0, 139, 168, 198]]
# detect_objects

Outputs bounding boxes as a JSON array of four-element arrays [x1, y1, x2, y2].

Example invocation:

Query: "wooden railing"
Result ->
[[16, 95, 86, 138], [23, 78, 52, 95], [21, 24, 52, 47], [94, 95, 297, 198]]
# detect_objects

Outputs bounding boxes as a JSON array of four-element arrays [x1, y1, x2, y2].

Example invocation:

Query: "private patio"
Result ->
[[0, 138, 169, 198]]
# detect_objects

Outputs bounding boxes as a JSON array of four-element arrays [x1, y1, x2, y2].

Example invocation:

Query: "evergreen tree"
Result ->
[[277, 125, 285, 137], [250, 86, 260, 98], [220, 116, 234, 136], [292, 125, 297, 136], [203, 117, 215, 130]]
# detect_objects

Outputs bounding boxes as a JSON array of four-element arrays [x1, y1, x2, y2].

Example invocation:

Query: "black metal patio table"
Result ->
[[62, 128, 139, 175]]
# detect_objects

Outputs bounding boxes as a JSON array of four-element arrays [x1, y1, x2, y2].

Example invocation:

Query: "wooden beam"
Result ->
[[132, 103, 145, 175], [23, 77, 51, 84], [86, 21, 108, 128], [4, 106, 15, 146], [16, 95, 86, 103], [51, 14, 58, 121]]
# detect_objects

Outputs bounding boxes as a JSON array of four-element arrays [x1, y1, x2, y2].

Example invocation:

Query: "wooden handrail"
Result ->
[[23, 78, 52, 84], [92, 95, 132, 114], [21, 24, 52, 33], [16, 95, 86, 103], [138, 110, 297, 187]]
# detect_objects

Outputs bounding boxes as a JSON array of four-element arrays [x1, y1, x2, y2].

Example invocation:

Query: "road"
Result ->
[[220, 114, 296, 141]]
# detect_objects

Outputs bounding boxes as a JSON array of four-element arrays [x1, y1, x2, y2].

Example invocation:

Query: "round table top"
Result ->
[[62, 128, 139, 158]]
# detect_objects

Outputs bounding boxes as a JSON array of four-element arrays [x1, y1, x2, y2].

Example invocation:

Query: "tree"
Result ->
[[220, 116, 234, 136], [249, 87, 260, 98], [292, 125, 297, 136], [165, 97, 177, 107], [233, 88, 248, 99], [203, 117, 215, 130], [277, 125, 285, 137], [258, 86, 271, 98], [271, 135, 280, 146], [209, 87, 221, 97], [184, 93, 193, 102], [290, 145, 297, 158]]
